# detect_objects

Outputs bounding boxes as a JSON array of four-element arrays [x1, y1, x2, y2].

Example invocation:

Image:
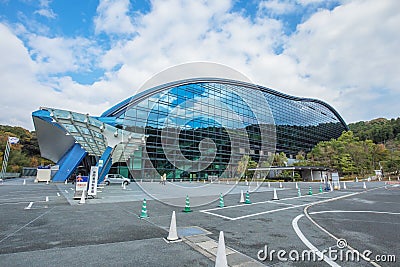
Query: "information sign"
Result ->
[[75, 175, 89, 192]]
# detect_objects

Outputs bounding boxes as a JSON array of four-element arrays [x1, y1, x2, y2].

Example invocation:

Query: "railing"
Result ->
[[1, 173, 21, 178]]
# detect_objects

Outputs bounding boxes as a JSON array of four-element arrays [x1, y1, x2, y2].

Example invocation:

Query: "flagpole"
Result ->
[[0, 138, 11, 179]]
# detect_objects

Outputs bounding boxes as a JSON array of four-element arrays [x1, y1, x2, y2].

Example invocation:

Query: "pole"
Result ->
[[0, 138, 11, 179], [292, 167, 294, 182]]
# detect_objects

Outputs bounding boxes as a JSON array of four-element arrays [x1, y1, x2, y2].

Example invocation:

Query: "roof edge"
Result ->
[[101, 78, 348, 130]]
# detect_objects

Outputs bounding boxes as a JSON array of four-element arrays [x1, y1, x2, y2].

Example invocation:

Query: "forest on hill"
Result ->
[[0, 125, 50, 172], [1, 117, 399, 177], [348, 117, 400, 148], [247, 118, 400, 178]]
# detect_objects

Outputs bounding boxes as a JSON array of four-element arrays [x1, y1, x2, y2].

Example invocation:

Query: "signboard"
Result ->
[[35, 168, 51, 182], [88, 166, 99, 196], [75, 175, 89, 192], [331, 172, 340, 189], [209, 175, 218, 182]]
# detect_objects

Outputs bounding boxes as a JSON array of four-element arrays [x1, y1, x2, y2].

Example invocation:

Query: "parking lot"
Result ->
[[0, 178, 398, 266]]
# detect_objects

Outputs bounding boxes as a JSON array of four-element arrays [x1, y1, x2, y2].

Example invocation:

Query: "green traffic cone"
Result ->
[[319, 185, 323, 193], [219, 193, 224, 208], [245, 191, 251, 204], [308, 186, 313, 196], [139, 199, 149, 218], [183, 195, 192, 212], [297, 188, 301, 197]]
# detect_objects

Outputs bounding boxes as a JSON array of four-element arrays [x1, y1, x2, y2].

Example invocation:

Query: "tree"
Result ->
[[349, 117, 400, 144], [295, 151, 306, 161], [273, 152, 287, 167], [245, 158, 258, 179], [339, 153, 357, 175], [307, 131, 393, 177], [0, 125, 52, 173], [237, 155, 250, 179]]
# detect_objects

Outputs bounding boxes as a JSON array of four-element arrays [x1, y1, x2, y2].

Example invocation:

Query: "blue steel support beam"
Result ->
[[97, 146, 113, 184], [52, 143, 87, 182]]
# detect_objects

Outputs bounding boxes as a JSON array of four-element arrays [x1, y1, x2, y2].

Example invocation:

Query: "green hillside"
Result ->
[[294, 117, 400, 177], [0, 125, 51, 173], [348, 117, 400, 146]]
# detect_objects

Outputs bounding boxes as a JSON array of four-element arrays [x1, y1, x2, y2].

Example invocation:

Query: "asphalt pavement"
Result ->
[[0, 178, 398, 266]]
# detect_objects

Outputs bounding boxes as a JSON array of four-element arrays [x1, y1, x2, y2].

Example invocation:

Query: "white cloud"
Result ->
[[285, 0, 400, 122], [258, 0, 296, 15], [0, 24, 120, 129], [27, 35, 102, 74], [34, 9, 56, 19], [99, 0, 284, 90], [296, 0, 329, 5], [94, 0, 135, 35], [0, 23, 59, 129], [34, 0, 56, 19], [1, 0, 399, 130]]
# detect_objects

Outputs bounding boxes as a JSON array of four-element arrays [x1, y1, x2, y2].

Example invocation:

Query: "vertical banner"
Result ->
[[88, 166, 99, 196]]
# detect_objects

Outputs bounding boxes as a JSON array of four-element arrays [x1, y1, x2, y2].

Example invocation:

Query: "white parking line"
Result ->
[[0, 191, 59, 197], [201, 210, 233, 220], [0, 201, 33, 206], [294, 186, 388, 267], [232, 204, 312, 220], [200, 191, 333, 213], [270, 201, 295, 206], [200, 195, 354, 221], [200, 191, 335, 213], [293, 209, 397, 267], [312, 195, 337, 199], [201, 185, 389, 220], [292, 214, 340, 267], [24, 202, 34, 210], [0, 196, 49, 201], [310, 210, 400, 216]]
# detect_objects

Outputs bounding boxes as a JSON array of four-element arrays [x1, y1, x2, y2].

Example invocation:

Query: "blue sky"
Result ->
[[0, 0, 399, 129]]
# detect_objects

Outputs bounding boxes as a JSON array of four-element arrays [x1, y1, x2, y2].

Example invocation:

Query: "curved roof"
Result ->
[[101, 78, 348, 130]]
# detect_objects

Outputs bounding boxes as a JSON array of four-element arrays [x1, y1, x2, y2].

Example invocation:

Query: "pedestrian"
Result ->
[[160, 174, 163, 184], [163, 173, 167, 185]]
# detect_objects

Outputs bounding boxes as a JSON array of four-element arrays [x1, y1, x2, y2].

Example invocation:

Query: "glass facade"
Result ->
[[264, 93, 346, 156], [113, 79, 348, 180]]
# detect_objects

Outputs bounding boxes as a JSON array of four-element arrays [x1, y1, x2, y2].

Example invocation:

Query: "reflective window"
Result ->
[[120, 81, 347, 179]]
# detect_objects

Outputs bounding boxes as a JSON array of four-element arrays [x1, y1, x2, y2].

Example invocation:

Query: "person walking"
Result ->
[[163, 173, 167, 185]]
